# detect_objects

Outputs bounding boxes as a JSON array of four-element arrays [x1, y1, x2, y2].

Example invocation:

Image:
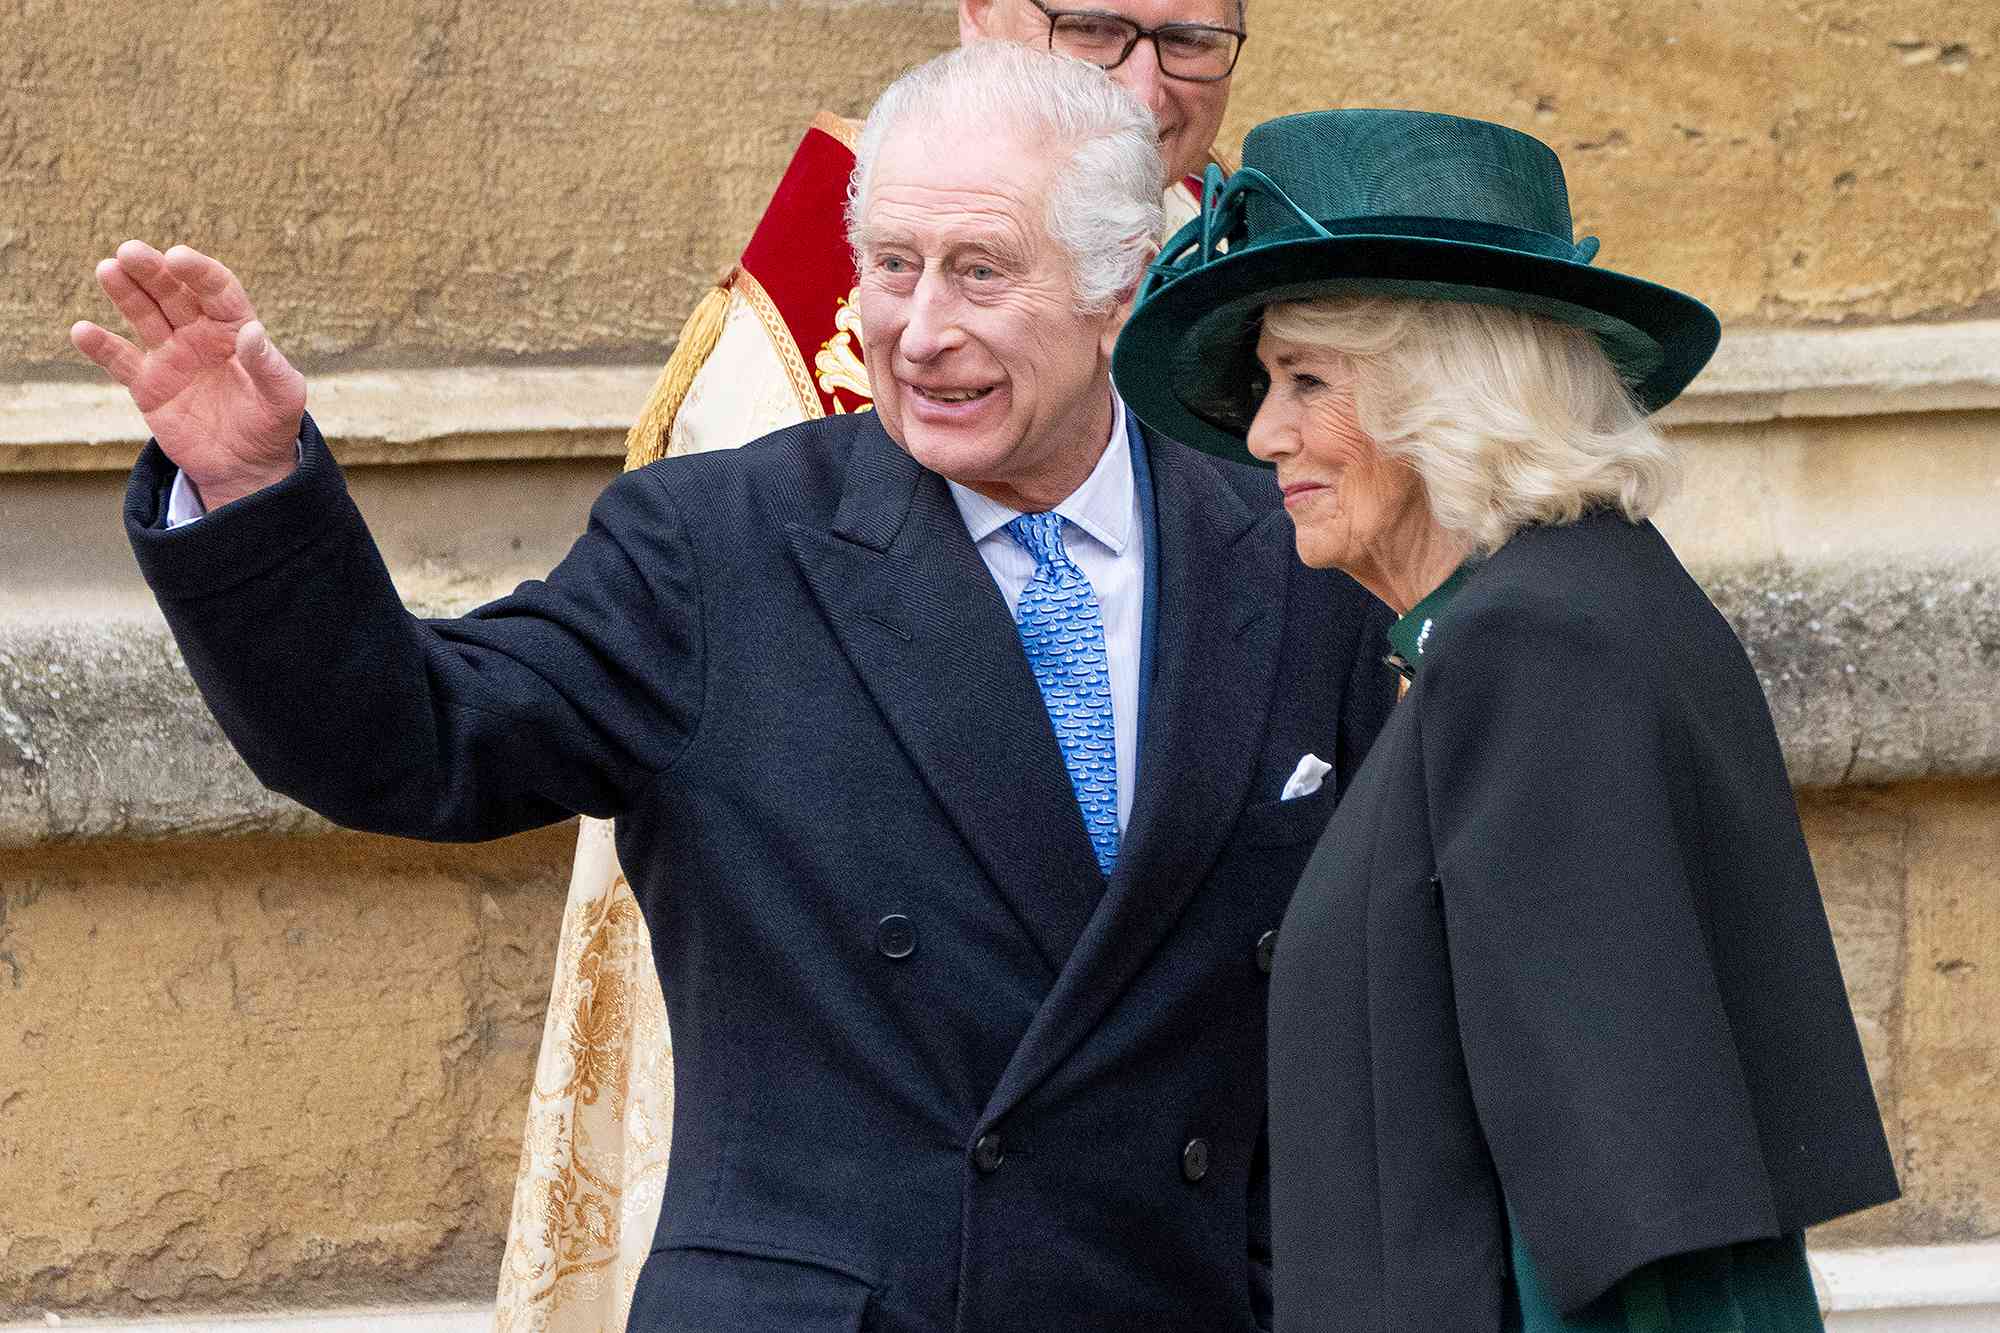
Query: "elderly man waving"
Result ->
[[73, 44, 1392, 1332], [515, 7, 1248, 1322]]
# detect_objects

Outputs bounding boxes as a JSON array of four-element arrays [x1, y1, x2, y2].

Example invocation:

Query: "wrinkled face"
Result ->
[[1246, 327, 1434, 581], [960, 0, 1238, 187], [854, 122, 1125, 510]]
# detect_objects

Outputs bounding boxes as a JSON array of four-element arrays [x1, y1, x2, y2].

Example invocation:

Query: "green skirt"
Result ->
[[1506, 1221, 1823, 1333]]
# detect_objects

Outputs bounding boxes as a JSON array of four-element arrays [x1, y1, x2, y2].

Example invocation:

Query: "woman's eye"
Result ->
[[880, 255, 911, 274], [967, 264, 997, 281], [1292, 372, 1326, 391]]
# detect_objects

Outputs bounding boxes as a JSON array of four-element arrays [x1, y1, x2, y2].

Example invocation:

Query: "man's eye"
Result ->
[[1160, 28, 1229, 56], [1057, 16, 1131, 45], [967, 264, 997, 282], [880, 255, 912, 274]]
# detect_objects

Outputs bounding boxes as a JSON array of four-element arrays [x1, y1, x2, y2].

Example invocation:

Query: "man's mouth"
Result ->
[[912, 385, 995, 404]]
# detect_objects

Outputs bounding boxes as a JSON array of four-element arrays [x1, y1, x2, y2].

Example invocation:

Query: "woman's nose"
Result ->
[[1246, 393, 1293, 463]]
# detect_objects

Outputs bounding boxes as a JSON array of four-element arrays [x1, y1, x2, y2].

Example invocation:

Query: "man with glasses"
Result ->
[[970, 0, 1246, 191], [499, 7, 1259, 1330]]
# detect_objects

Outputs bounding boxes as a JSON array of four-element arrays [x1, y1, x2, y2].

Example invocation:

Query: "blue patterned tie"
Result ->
[[1005, 511, 1120, 878]]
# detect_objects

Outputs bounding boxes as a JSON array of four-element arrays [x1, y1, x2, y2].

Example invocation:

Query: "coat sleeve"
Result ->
[[125, 412, 706, 842], [1415, 589, 1783, 1315]]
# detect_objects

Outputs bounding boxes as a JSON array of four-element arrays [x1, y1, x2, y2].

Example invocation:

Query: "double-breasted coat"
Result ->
[[126, 408, 1396, 1332]]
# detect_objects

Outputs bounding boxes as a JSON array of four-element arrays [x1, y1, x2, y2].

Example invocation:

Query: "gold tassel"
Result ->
[[623, 274, 735, 472]]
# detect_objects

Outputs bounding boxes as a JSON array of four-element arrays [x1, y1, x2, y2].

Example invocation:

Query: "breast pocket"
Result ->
[[1233, 786, 1337, 849], [628, 1240, 878, 1332]]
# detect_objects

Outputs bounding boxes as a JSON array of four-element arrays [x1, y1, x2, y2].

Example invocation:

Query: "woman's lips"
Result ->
[[1281, 480, 1330, 507]]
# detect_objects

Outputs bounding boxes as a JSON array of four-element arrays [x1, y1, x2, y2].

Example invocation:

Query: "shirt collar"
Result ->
[[947, 394, 1135, 556], [1385, 559, 1479, 680]]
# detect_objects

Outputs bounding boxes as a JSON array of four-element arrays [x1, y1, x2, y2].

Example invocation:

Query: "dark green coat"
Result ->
[[1266, 511, 1897, 1331]]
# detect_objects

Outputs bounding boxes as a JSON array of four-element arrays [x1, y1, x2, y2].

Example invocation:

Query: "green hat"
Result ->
[[1112, 108, 1722, 464]]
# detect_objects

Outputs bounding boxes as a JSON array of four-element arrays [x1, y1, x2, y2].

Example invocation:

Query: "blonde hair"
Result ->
[[1261, 296, 1681, 553]]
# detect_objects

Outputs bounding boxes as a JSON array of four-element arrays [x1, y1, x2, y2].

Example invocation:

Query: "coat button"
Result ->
[[876, 914, 916, 959], [1255, 929, 1278, 975], [1182, 1137, 1211, 1183], [973, 1132, 1005, 1174]]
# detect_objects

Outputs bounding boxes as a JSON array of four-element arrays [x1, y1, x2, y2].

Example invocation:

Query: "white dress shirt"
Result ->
[[947, 395, 1144, 833]]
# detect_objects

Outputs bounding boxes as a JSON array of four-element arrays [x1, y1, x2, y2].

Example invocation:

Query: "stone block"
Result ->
[[1804, 781, 2000, 1250], [0, 827, 570, 1318]]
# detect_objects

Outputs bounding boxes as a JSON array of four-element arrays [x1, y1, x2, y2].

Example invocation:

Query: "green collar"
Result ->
[[1385, 561, 1477, 680]]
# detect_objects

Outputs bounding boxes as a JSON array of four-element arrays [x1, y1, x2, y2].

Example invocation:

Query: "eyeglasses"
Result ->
[[1026, 1, 1246, 83]]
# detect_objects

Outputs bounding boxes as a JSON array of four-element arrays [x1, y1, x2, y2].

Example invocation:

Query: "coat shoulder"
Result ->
[[616, 413, 873, 535], [1452, 512, 1719, 659]]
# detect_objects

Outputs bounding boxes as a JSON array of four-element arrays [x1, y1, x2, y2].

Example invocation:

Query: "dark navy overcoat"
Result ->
[[126, 409, 1396, 1333]]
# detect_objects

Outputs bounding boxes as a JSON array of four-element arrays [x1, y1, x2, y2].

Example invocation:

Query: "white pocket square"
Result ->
[[1281, 752, 1332, 801]]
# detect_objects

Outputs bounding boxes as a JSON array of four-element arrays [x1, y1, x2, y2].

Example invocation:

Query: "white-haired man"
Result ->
[[504, 6, 1249, 1325], [75, 45, 1391, 1332]]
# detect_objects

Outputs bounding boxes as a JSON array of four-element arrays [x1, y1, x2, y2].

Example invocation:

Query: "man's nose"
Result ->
[[1112, 38, 1172, 118], [899, 272, 962, 362]]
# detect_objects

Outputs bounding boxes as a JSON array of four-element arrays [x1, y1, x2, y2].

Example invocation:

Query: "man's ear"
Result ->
[[959, 0, 997, 43], [1099, 240, 1161, 358]]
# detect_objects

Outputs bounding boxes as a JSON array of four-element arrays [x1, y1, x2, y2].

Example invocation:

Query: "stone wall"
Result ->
[[11, 0, 1997, 374], [3, 0, 1997, 1319]]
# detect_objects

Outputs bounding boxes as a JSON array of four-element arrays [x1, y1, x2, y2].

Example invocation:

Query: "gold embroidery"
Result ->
[[814, 288, 875, 414], [733, 269, 825, 422], [810, 109, 862, 153], [495, 827, 673, 1333]]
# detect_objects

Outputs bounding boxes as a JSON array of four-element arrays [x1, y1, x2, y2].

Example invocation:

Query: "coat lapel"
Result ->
[[981, 431, 1290, 1124], [785, 417, 1105, 976]]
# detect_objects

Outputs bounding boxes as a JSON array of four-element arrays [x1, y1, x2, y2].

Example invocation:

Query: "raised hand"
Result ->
[[71, 241, 308, 512]]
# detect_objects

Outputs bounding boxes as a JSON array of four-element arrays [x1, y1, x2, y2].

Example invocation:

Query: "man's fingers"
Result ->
[[95, 257, 175, 348], [115, 239, 204, 329], [165, 245, 257, 325], [235, 321, 301, 404], [70, 320, 145, 388]]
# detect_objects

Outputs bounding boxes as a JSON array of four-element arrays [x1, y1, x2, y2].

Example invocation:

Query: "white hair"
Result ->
[[1261, 296, 1682, 553], [846, 42, 1164, 313]]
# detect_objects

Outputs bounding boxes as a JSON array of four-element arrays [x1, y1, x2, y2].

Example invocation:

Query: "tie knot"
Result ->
[[1005, 511, 1071, 568]]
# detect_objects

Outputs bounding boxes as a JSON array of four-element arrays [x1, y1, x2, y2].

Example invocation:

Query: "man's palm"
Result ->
[[72, 241, 306, 510]]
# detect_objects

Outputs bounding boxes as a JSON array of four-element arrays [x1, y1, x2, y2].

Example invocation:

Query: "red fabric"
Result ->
[[739, 125, 865, 417]]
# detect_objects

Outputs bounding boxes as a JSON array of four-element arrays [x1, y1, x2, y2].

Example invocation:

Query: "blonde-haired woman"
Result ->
[[1114, 109, 1898, 1331]]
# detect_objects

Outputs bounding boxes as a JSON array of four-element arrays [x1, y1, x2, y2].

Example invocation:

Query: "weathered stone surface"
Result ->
[[1897, 786, 2000, 1242], [0, 621, 324, 848], [1800, 786, 1910, 1247], [1804, 781, 2000, 1250], [9, 0, 1997, 375], [1226, 1, 1999, 326], [1706, 560, 2000, 788], [10, 1, 955, 374], [0, 827, 570, 1319], [1659, 408, 2000, 574]]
